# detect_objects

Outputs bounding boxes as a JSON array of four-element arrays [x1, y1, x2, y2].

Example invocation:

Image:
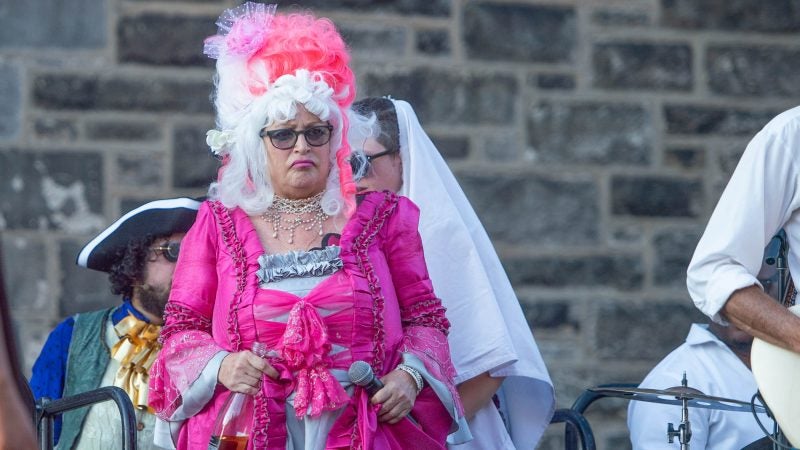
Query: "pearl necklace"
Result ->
[[261, 192, 329, 245]]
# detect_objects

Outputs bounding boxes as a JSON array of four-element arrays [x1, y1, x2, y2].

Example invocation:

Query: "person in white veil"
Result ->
[[348, 97, 555, 449]]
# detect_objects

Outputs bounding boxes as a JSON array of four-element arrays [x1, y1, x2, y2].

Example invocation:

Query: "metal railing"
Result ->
[[35, 386, 137, 450], [550, 408, 596, 450]]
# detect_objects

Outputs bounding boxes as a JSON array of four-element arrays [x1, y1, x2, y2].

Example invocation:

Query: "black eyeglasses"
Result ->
[[349, 149, 398, 181], [259, 125, 334, 150], [149, 242, 181, 263]]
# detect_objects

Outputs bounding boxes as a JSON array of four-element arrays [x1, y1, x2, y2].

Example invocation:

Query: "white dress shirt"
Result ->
[[627, 324, 771, 449], [687, 105, 800, 322]]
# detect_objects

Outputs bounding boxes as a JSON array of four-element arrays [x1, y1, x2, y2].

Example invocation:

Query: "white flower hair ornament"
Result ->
[[206, 129, 236, 157]]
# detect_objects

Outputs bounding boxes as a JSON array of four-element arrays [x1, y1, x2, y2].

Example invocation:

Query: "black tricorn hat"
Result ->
[[76, 197, 202, 273]]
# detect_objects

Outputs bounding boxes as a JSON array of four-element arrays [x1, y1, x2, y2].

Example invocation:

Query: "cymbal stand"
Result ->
[[667, 373, 692, 450]]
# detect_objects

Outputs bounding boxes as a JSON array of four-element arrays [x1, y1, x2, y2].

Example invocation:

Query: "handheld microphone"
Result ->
[[348, 361, 384, 396]]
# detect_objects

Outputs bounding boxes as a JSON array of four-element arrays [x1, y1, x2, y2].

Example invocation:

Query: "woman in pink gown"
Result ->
[[147, 4, 467, 450]]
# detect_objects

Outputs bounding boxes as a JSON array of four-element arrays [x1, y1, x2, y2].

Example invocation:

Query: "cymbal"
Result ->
[[588, 386, 766, 413]]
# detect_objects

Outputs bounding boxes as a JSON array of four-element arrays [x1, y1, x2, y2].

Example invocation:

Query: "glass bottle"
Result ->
[[208, 342, 269, 450]]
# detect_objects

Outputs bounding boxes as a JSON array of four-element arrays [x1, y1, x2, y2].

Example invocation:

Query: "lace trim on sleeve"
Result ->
[[401, 298, 450, 335], [159, 302, 212, 344]]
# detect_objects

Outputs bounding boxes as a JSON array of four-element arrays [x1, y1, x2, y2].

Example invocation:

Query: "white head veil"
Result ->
[[391, 99, 555, 449]]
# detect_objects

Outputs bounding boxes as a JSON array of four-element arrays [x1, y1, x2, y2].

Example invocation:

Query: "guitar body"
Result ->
[[751, 304, 800, 447]]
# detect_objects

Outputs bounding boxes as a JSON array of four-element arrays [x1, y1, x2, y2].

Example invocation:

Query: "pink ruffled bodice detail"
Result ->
[[150, 192, 460, 450], [253, 272, 353, 418]]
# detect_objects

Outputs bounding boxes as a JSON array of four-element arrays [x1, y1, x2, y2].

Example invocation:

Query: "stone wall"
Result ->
[[3, 0, 800, 448]]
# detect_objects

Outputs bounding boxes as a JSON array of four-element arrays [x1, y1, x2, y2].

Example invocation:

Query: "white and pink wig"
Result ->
[[204, 3, 357, 216]]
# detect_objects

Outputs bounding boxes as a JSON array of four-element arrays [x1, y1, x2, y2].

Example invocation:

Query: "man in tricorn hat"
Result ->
[[29, 197, 200, 450]]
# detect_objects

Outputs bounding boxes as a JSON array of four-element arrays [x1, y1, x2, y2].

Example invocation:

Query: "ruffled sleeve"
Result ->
[[149, 201, 225, 420], [382, 195, 465, 421], [384, 197, 449, 331]]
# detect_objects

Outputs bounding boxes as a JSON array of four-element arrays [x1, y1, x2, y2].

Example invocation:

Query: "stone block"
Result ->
[[33, 117, 78, 141], [96, 78, 214, 113], [341, 26, 406, 58], [664, 105, 777, 135], [33, 74, 214, 114], [85, 120, 162, 141], [652, 228, 703, 287], [118, 14, 216, 67], [416, 29, 450, 56], [1, 236, 52, 315], [716, 145, 747, 178], [273, 0, 450, 16], [611, 176, 702, 217], [463, 3, 576, 63], [58, 239, 117, 317], [528, 102, 652, 165], [609, 224, 644, 245], [481, 131, 518, 162], [457, 172, 599, 245], [118, 154, 164, 188], [535, 74, 575, 90], [0, 64, 21, 139], [661, 0, 800, 32], [537, 335, 583, 363], [593, 43, 692, 91], [592, 9, 650, 27], [0, 151, 104, 232], [707, 45, 800, 97], [595, 301, 706, 358], [14, 320, 51, 376], [33, 75, 97, 110], [363, 69, 517, 125], [430, 135, 468, 160], [664, 147, 704, 170], [518, 299, 577, 331], [0, 0, 106, 49], [504, 254, 643, 291], [173, 124, 220, 189]]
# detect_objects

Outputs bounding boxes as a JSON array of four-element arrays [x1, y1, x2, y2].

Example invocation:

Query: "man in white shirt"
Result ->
[[627, 321, 772, 449], [687, 106, 800, 445], [687, 106, 800, 355]]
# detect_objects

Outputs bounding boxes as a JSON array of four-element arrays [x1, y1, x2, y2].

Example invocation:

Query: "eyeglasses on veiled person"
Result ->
[[349, 148, 398, 181], [259, 125, 334, 150]]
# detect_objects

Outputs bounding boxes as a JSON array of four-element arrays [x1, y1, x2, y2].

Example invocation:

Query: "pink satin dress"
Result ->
[[149, 192, 463, 450]]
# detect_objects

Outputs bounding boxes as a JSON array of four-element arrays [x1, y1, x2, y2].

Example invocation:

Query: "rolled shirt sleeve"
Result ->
[[687, 107, 800, 322]]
